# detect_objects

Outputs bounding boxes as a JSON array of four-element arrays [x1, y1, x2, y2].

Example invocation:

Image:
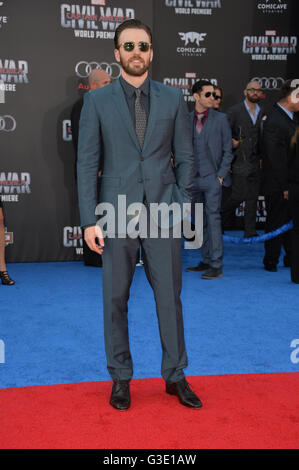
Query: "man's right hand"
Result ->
[[84, 225, 105, 255], [232, 138, 240, 149]]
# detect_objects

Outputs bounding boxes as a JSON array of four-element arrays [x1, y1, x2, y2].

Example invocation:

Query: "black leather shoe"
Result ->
[[166, 378, 202, 409], [201, 267, 223, 279], [264, 264, 277, 272], [110, 379, 131, 410], [186, 262, 210, 272]]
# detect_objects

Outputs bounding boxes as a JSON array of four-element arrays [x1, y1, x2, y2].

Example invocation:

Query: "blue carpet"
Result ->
[[1, 232, 298, 388]]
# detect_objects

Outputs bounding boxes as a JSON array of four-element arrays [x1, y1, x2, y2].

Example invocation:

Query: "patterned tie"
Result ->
[[135, 89, 147, 148], [196, 113, 204, 134]]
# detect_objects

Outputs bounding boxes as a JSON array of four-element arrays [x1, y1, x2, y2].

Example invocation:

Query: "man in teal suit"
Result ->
[[77, 19, 202, 410]]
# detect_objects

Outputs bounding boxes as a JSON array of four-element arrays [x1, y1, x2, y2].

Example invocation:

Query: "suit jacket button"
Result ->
[[140, 156, 144, 161], [138, 178, 143, 183]]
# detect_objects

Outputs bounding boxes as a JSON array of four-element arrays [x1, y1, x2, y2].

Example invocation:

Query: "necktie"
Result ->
[[135, 89, 147, 148], [196, 113, 204, 134]]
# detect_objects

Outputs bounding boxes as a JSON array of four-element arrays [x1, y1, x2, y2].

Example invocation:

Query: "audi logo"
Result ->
[[0, 115, 16, 132], [75, 61, 121, 79], [252, 77, 285, 90]]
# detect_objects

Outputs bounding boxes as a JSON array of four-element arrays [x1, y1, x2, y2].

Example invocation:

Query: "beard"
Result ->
[[246, 94, 260, 104], [119, 54, 151, 77]]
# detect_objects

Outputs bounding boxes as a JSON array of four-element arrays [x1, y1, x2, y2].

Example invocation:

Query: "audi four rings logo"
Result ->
[[252, 77, 285, 89], [75, 61, 121, 79], [0, 115, 16, 132]]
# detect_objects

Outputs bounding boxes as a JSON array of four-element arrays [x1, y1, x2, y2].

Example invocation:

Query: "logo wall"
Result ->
[[63, 226, 83, 255], [242, 30, 297, 61], [62, 119, 72, 142], [165, 0, 221, 16], [251, 76, 284, 90], [177, 32, 207, 56], [0, 115, 16, 132], [236, 197, 267, 222], [0, 59, 29, 93], [60, 3, 135, 39], [0, 0, 8, 29], [75, 61, 121, 79], [0, 172, 31, 203], [257, 0, 288, 14], [163, 72, 218, 102], [4, 227, 13, 247]]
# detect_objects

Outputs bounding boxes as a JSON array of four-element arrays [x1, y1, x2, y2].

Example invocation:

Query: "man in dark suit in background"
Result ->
[[222, 80, 264, 238], [262, 79, 299, 272], [77, 20, 202, 410], [186, 81, 234, 279], [289, 125, 299, 284], [71, 69, 111, 267]]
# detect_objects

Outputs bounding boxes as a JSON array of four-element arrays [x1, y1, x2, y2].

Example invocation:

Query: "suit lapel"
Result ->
[[142, 80, 160, 152], [190, 111, 195, 141], [202, 108, 214, 144], [111, 79, 140, 149], [274, 103, 297, 129]]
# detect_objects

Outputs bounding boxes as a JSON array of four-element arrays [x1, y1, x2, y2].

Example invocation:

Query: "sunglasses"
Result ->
[[119, 41, 152, 52], [203, 91, 218, 99]]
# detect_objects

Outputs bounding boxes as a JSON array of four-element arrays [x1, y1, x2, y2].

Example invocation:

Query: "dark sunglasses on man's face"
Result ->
[[119, 41, 152, 52], [214, 94, 222, 101], [203, 91, 218, 99]]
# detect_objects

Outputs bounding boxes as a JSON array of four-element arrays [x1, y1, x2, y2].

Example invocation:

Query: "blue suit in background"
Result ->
[[190, 108, 233, 270]]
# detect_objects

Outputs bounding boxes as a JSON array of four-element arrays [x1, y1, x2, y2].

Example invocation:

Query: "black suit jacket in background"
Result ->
[[70, 97, 84, 160], [226, 102, 264, 177], [263, 103, 298, 195]]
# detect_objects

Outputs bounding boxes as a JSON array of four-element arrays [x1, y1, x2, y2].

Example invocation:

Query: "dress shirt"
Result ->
[[194, 108, 209, 127], [244, 100, 260, 125], [277, 102, 294, 121]]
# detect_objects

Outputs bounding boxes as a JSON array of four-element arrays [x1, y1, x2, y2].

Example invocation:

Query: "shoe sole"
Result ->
[[186, 269, 206, 272], [166, 388, 203, 409], [186, 267, 209, 272], [201, 274, 223, 279], [110, 401, 131, 411]]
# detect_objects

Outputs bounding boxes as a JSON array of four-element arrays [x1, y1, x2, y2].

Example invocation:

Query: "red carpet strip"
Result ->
[[1, 373, 299, 449]]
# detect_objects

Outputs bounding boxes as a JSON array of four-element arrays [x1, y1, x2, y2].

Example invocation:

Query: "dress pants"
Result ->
[[289, 183, 299, 283], [101, 233, 187, 383], [221, 170, 261, 235], [263, 192, 292, 267], [192, 174, 223, 269]]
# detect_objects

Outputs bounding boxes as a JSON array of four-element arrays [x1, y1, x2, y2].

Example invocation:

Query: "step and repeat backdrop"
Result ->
[[1, 0, 298, 262]]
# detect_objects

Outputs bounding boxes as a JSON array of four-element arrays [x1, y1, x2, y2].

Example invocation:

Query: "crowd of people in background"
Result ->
[[186, 78, 299, 284]]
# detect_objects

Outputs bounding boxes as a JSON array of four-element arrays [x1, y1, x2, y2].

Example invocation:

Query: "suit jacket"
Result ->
[[288, 127, 299, 185], [77, 78, 194, 229], [190, 108, 234, 187], [227, 102, 264, 176], [263, 103, 298, 195]]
